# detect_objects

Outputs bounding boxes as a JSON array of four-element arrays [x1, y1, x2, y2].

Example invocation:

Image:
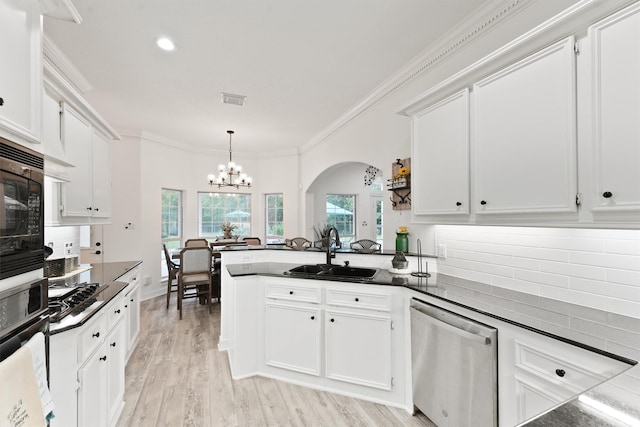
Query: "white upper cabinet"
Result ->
[[473, 37, 578, 216], [57, 103, 112, 223], [413, 89, 470, 217], [588, 2, 640, 220], [0, 0, 42, 145]]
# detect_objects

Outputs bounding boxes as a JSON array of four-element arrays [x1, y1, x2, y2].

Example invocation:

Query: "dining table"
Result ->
[[171, 241, 248, 260]]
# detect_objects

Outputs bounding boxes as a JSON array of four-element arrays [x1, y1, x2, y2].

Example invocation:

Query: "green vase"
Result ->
[[395, 233, 409, 253]]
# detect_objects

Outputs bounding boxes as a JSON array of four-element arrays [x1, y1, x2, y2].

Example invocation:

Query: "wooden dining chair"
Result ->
[[241, 237, 261, 245], [185, 238, 209, 247], [177, 247, 213, 319], [163, 244, 180, 309]]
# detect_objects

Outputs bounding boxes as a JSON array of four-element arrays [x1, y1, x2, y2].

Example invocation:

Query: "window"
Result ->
[[161, 189, 182, 277], [326, 194, 356, 245], [265, 193, 284, 244], [199, 192, 251, 239]]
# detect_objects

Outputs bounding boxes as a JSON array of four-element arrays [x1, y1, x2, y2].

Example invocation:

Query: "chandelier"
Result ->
[[207, 130, 253, 188]]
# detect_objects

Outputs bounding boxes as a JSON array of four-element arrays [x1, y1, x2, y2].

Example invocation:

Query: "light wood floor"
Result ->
[[117, 295, 435, 427]]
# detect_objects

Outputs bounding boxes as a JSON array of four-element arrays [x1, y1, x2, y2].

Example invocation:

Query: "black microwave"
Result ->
[[0, 137, 44, 279]]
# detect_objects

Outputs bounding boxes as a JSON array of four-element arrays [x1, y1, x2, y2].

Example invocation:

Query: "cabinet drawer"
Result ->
[[78, 315, 107, 362], [106, 296, 125, 330], [514, 339, 628, 392], [326, 289, 390, 312], [265, 283, 321, 303]]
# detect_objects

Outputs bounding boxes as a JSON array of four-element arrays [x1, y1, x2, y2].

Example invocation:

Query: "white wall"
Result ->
[[436, 225, 640, 319]]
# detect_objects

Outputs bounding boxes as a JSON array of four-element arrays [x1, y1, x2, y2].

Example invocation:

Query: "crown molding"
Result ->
[[39, 0, 82, 24], [43, 34, 92, 94], [299, 0, 532, 153], [121, 129, 299, 159]]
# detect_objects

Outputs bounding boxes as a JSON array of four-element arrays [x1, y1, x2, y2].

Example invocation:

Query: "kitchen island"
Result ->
[[219, 248, 639, 427]]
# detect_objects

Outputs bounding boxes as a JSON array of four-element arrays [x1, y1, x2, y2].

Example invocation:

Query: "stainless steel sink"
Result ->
[[322, 266, 377, 278], [286, 264, 377, 279], [288, 264, 325, 275]]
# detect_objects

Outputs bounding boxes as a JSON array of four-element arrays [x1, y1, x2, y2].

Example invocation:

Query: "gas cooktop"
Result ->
[[48, 283, 110, 323]]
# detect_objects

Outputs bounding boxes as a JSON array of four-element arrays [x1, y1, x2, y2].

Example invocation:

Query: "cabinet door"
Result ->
[[125, 283, 141, 357], [0, 0, 42, 144], [91, 131, 111, 218], [42, 93, 65, 161], [264, 302, 321, 376], [413, 89, 470, 215], [106, 322, 125, 425], [514, 373, 573, 424], [60, 103, 93, 218], [78, 345, 109, 427], [473, 37, 577, 215], [325, 310, 391, 390], [590, 3, 640, 216]]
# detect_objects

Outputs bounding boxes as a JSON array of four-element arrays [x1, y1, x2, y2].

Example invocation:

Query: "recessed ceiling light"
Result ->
[[156, 37, 176, 52]]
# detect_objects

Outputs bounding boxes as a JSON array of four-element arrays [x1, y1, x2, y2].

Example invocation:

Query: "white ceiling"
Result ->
[[44, 0, 491, 154]]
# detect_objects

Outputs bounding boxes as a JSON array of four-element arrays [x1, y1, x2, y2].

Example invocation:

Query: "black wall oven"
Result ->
[[0, 278, 49, 373], [0, 137, 44, 280]]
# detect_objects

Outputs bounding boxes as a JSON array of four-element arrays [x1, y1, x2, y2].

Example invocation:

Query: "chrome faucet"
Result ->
[[325, 226, 341, 266]]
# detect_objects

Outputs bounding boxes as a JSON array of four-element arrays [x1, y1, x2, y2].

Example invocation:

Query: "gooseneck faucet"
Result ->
[[325, 227, 341, 266]]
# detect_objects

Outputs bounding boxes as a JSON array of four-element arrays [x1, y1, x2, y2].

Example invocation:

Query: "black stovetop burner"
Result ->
[[48, 283, 110, 322]]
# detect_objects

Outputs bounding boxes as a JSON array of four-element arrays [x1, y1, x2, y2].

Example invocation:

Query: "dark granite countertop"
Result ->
[[49, 261, 142, 334], [220, 243, 437, 259], [226, 261, 640, 427]]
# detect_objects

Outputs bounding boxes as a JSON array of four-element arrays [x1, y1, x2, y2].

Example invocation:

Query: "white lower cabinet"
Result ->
[[265, 301, 321, 376], [324, 309, 391, 390], [259, 278, 405, 408], [50, 289, 130, 427]]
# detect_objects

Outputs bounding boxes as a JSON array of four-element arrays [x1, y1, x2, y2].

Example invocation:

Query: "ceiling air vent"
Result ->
[[221, 92, 247, 106]]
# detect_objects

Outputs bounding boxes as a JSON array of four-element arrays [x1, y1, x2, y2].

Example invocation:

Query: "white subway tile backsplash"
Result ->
[[492, 254, 540, 271], [606, 239, 640, 256], [514, 269, 569, 288], [605, 267, 638, 287], [539, 285, 608, 312], [539, 260, 607, 281], [435, 225, 640, 319]]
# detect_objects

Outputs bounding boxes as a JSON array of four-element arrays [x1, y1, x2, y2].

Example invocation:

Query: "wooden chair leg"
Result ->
[[166, 275, 172, 309], [178, 280, 183, 320]]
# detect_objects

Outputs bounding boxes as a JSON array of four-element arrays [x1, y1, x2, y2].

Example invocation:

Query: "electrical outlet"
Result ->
[[438, 244, 447, 258]]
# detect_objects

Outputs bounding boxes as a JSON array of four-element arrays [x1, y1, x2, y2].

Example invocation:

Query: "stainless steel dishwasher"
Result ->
[[411, 298, 498, 426]]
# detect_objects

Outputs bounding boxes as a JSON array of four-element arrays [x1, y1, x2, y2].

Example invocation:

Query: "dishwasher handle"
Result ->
[[411, 302, 493, 345]]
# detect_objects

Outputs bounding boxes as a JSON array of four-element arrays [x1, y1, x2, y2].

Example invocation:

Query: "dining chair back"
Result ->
[[177, 247, 213, 319], [285, 237, 312, 250], [163, 244, 180, 309], [241, 237, 261, 245], [185, 238, 209, 247], [350, 239, 382, 254]]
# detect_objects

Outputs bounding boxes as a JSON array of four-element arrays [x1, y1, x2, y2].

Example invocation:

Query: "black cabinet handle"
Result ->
[[289, 291, 294, 295], [602, 191, 613, 198], [480, 200, 487, 205], [92, 332, 100, 338], [111, 342, 116, 347], [95, 250, 101, 255], [555, 369, 566, 377], [0, 97, 4, 106], [130, 298, 134, 302], [114, 309, 121, 314], [330, 318, 335, 323], [310, 316, 315, 320], [456, 202, 462, 206], [95, 208, 99, 212], [100, 355, 107, 361], [124, 305, 128, 308], [354, 298, 359, 302], [87, 207, 93, 211]]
